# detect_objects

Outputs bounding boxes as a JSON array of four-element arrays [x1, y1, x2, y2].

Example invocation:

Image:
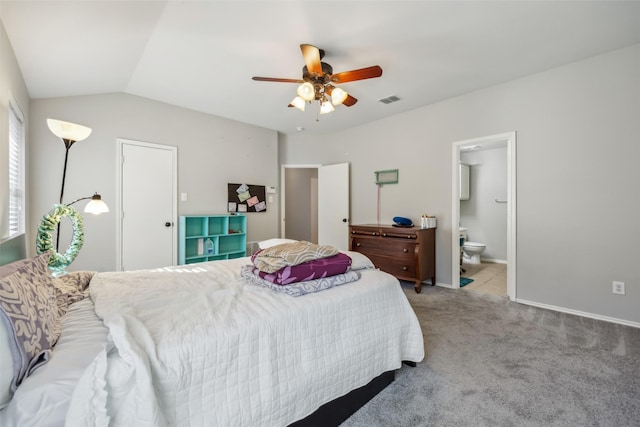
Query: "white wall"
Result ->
[[460, 145, 508, 262], [29, 93, 279, 272], [280, 44, 640, 324], [0, 22, 29, 262]]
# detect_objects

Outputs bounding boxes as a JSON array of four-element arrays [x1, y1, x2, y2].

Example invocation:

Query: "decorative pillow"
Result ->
[[258, 238, 297, 250], [0, 252, 59, 397], [0, 256, 34, 277], [251, 252, 352, 285], [52, 271, 95, 318]]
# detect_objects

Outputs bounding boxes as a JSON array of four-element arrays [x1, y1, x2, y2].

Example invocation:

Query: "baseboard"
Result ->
[[479, 258, 507, 264], [516, 298, 640, 329]]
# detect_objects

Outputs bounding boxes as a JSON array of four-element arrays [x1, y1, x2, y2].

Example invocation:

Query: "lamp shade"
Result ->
[[290, 96, 306, 112], [331, 88, 348, 105], [297, 82, 315, 102], [47, 119, 92, 142], [84, 193, 109, 215], [320, 100, 335, 114]]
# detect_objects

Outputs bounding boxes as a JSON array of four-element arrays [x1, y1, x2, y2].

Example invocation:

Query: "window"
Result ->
[[8, 100, 25, 238]]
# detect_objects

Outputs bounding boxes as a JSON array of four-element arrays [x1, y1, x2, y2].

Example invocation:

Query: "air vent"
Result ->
[[378, 95, 401, 104]]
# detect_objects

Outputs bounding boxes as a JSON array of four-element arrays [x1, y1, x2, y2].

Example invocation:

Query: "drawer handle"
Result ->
[[403, 248, 408, 252], [402, 266, 408, 271], [382, 233, 387, 237], [356, 243, 361, 247]]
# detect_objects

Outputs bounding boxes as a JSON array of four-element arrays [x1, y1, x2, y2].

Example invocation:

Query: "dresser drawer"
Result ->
[[351, 237, 416, 258], [368, 254, 417, 279]]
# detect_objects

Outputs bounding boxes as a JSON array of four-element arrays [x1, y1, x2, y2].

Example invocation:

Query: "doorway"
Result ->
[[451, 132, 516, 300], [280, 163, 350, 251], [116, 138, 177, 271]]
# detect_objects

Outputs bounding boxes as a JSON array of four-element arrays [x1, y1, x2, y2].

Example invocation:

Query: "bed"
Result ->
[[0, 242, 424, 426]]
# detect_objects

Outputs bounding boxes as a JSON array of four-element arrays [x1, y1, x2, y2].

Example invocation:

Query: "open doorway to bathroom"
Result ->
[[451, 132, 516, 300]]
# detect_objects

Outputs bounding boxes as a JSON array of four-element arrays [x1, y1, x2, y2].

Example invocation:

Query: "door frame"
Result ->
[[280, 164, 321, 239], [451, 132, 517, 300], [116, 138, 178, 271]]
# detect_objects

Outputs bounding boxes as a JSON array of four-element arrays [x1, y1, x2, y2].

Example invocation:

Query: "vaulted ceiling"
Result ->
[[3, 1, 640, 134]]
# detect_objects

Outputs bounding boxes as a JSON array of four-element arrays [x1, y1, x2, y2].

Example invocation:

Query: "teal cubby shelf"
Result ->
[[179, 214, 247, 265]]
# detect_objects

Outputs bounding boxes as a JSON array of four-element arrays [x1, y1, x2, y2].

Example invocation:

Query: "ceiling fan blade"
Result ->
[[331, 65, 383, 83], [252, 76, 304, 83], [300, 44, 323, 77], [342, 94, 358, 107]]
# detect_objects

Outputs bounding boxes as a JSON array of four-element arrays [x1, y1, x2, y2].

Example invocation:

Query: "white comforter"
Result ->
[[66, 257, 424, 427]]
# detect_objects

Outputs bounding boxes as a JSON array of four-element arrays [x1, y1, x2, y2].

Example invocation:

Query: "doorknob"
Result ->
[[165, 222, 173, 227], [342, 218, 348, 223]]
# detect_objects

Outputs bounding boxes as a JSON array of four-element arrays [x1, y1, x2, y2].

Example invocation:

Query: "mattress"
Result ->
[[1, 255, 424, 426]]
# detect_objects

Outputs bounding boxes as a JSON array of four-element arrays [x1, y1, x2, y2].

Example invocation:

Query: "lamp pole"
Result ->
[[58, 139, 75, 204], [56, 139, 76, 251]]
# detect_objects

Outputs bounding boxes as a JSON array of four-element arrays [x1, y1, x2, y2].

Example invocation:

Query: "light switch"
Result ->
[[181, 192, 188, 201]]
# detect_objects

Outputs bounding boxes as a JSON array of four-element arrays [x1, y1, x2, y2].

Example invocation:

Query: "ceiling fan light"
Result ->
[[297, 82, 315, 101], [331, 88, 348, 105], [320, 100, 335, 114], [290, 96, 306, 112]]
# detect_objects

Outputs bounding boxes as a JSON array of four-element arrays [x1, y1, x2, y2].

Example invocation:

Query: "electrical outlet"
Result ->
[[612, 281, 625, 295]]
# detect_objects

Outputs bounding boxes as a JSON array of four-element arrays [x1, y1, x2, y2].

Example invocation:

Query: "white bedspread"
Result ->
[[66, 257, 424, 427]]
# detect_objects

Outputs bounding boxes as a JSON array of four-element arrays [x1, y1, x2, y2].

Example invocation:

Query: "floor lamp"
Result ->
[[36, 119, 109, 275]]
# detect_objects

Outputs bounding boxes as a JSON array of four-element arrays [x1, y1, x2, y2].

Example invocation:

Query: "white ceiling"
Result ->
[[3, 1, 640, 135]]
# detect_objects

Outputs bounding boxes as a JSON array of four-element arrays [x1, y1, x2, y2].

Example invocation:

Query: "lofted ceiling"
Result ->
[[2, 1, 640, 135]]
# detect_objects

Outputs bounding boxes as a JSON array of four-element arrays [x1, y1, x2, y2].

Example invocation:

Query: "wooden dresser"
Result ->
[[349, 224, 436, 293]]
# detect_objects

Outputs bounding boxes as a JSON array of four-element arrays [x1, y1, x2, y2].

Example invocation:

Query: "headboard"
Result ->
[[0, 234, 27, 266]]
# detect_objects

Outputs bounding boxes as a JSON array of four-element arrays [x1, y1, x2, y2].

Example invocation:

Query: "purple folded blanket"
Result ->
[[251, 252, 352, 285]]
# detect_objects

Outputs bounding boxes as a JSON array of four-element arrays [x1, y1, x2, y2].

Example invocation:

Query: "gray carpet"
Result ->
[[341, 283, 640, 426]]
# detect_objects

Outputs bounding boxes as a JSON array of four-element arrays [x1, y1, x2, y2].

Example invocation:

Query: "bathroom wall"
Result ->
[[460, 145, 508, 262]]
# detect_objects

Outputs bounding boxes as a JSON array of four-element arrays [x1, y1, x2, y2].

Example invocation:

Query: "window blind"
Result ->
[[8, 102, 25, 237]]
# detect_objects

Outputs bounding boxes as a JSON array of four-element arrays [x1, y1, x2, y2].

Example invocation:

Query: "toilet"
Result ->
[[459, 228, 486, 265], [462, 242, 486, 264]]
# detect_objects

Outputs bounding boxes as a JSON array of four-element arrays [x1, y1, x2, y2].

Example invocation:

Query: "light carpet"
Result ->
[[340, 284, 640, 426]]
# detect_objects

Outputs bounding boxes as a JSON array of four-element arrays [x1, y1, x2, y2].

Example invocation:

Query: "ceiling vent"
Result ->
[[378, 95, 401, 104]]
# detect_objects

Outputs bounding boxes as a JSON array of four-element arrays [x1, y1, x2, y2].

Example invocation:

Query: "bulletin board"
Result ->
[[227, 183, 267, 213]]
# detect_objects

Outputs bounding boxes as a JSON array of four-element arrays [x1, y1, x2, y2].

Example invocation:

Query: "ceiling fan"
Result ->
[[252, 44, 383, 115]]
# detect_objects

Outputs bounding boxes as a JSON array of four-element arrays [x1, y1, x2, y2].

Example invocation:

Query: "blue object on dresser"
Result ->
[[392, 216, 413, 226]]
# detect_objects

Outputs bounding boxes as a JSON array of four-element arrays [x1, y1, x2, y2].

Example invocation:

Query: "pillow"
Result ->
[[341, 250, 375, 271], [0, 252, 59, 402], [258, 238, 297, 250], [52, 271, 96, 318]]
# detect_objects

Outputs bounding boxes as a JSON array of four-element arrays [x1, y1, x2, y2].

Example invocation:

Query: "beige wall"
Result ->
[[29, 93, 279, 272], [280, 44, 640, 324]]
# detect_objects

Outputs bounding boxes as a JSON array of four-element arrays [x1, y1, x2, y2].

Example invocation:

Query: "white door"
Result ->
[[318, 163, 349, 250], [118, 139, 177, 270]]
